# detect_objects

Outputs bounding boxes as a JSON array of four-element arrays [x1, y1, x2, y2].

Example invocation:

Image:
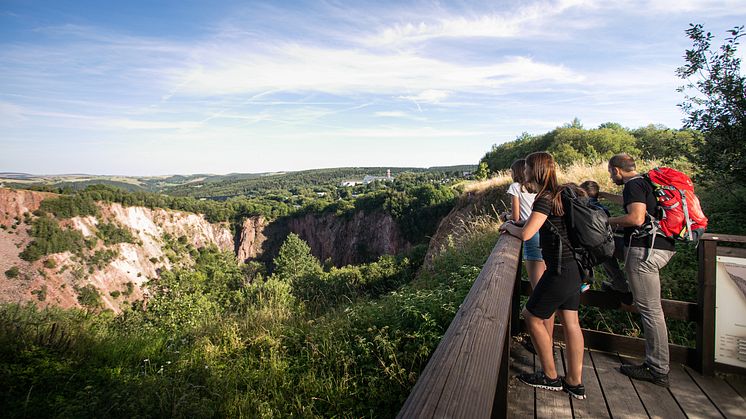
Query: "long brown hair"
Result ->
[[526, 151, 564, 216], [510, 159, 528, 190]]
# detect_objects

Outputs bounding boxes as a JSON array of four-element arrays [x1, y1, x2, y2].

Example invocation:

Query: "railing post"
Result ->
[[697, 237, 717, 375]]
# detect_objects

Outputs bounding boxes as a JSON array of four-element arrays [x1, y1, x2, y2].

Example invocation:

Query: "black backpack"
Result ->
[[547, 187, 615, 274]]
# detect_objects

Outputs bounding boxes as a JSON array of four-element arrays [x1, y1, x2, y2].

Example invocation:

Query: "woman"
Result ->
[[499, 151, 586, 400], [506, 159, 549, 348]]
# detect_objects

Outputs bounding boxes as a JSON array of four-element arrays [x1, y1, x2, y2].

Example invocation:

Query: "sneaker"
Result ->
[[562, 378, 587, 400], [601, 281, 633, 305], [620, 363, 669, 387], [516, 371, 562, 391], [580, 282, 591, 293]]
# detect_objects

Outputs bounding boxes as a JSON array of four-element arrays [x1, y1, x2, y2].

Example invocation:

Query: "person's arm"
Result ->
[[608, 202, 646, 228], [598, 191, 623, 205], [500, 210, 547, 240], [511, 195, 521, 222]]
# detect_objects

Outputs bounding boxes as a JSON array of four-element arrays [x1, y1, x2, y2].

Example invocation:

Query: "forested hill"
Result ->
[[0, 166, 476, 199], [481, 122, 698, 171]]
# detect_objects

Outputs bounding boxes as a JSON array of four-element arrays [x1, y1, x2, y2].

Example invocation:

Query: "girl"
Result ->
[[499, 151, 586, 400], [506, 159, 548, 345]]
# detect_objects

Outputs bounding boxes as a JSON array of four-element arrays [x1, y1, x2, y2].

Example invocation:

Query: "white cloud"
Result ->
[[363, 0, 598, 46], [399, 89, 450, 104], [174, 45, 583, 98]]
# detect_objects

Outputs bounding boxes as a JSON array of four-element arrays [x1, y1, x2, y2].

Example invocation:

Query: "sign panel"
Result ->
[[715, 255, 746, 368]]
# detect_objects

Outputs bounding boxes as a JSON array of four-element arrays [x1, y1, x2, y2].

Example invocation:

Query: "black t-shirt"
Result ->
[[622, 177, 676, 251], [533, 194, 574, 270]]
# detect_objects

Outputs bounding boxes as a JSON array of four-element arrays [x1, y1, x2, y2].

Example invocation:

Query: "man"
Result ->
[[607, 153, 676, 387]]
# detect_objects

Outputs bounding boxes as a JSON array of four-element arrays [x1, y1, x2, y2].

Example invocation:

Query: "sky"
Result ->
[[1, 0, 745, 176]]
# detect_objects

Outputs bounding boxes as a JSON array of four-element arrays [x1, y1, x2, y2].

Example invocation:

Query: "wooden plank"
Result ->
[[591, 351, 648, 419], [618, 354, 685, 419], [553, 325, 695, 366], [397, 234, 523, 419], [716, 246, 746, 259], [518, 280, 696, 321], [536, 345, 571, 419], [701, 233, 746, 244], [684, 366, 746, 419], [668, 363, 723, 418], [571, 350, 611, 418], [725, 374, 746, 399], [508, 340, 535, 418]]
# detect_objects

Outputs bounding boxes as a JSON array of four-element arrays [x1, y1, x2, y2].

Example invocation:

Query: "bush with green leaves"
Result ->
[[96, 222, 135, 245], [4, 266, 19, 279], [20, 216, 86, 261]]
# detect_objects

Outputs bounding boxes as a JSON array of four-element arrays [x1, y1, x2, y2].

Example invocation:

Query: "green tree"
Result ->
[[474, 162, 490, 180], [677, 24, 746, 184], [273, 233, 322, 283]]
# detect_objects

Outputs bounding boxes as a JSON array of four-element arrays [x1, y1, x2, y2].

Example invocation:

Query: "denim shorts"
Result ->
[[523, 232, 543, 261]]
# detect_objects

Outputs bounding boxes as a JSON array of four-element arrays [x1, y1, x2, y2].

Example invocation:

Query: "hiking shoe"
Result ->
[[620, 363, 669, 387], [562, 378, 587, 400], [601, 281, 633, 305], [516, 371, 562, 391]]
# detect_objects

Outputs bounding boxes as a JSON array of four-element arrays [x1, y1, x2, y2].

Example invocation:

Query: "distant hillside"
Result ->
[[1, 165, 475, 199]]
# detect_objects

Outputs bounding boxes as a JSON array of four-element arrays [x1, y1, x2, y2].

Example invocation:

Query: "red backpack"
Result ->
[[645, 167, 708, 242]]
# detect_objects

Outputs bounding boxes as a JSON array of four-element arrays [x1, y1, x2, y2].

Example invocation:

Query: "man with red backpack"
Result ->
[[607, 153, 676, 387]]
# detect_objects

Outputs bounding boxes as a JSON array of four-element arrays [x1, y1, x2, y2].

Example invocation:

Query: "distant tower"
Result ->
[[387, 169, 391, 179]]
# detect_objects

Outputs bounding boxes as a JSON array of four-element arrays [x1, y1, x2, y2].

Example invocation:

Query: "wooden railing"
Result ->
[[397, 234, 522, 419]]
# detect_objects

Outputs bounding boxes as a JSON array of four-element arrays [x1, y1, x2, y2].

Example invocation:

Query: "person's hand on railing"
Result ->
[[499, 219, 522, 238]]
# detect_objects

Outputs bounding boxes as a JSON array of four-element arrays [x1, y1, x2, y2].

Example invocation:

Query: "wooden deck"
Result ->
[[507, 339, 746, 419]]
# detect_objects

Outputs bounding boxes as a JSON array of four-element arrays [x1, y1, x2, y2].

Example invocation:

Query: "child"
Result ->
[[579, 180, 631, 303]]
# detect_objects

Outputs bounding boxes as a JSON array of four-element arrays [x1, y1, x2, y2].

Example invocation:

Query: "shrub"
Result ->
[[76, 284, 102, 308], [31, 285, 47, 301], [4, 266, 19, 279], [96, 222, 135, 245], [20, 216, 86, 261], [43, 259, 57, 269]]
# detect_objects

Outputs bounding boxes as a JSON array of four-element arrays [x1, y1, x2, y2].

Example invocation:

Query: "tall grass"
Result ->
[[0, 221, 501, 418]]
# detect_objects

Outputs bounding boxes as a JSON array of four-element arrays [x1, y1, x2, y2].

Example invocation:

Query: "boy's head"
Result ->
[[579, 180, 600, 199]]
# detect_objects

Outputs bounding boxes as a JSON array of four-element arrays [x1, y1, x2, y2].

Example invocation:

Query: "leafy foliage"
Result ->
[[677, 24, 746, 185], [4, 266, 19, 279], [20, 216, 86, 261], [481, 122, 696, 172], [96, 222, 135, 245]]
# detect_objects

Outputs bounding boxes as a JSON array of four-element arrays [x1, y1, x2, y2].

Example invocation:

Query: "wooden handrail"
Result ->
[[397, 233, 522, 419]]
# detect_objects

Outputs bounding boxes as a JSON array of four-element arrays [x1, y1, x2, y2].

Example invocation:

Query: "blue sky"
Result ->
[[1, 0, 745, 175]]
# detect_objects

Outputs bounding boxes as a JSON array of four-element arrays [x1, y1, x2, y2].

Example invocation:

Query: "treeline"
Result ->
[[481, 121, 699, 172], [163, 166, 471, 198]]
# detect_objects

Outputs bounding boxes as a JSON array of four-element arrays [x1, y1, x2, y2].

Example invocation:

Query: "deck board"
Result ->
[[725, 374, 746, 399], [508, 348, 746, 419], [591, 351, 648, 419], [684, 366, 746, 419], [507, 340, 535, 418], [535, 345, 572, 418], [667, 364, 724, 418], [617, 354, 685, 419], [570, 349, 610, 418]]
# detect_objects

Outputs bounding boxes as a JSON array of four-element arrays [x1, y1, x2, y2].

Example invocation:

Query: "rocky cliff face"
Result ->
[[421, 181, 508, 271], [0, 188, 233, 313], [286, 210, 410, 266], [0, 188, 415, 311]]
